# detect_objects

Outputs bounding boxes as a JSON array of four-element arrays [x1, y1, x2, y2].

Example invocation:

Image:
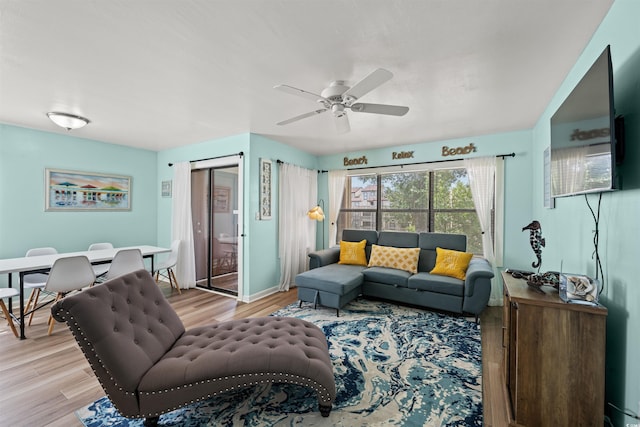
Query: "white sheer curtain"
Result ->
[[172, 162, 196, 288], [327, 170, 347, 248], [464, 156, 500, 305], [278, 163, 317, 291]]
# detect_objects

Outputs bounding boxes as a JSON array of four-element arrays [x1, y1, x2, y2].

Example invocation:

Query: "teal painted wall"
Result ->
[[0, 124, 158, 284], [247, 134, 318, 297], [529, 1, 640, 424], [318, 130, 535, 268]]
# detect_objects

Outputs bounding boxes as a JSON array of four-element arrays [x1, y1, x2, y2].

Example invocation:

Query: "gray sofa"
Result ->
[[295, 229, 494, 320]]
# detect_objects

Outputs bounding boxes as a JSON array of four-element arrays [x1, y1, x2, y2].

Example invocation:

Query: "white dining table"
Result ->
[[0, 245, 170, 339]]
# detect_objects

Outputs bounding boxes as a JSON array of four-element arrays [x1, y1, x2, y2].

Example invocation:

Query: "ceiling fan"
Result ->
[[274, 68, 409, 134]]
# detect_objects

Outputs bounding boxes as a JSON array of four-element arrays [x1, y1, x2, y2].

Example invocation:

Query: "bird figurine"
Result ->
[[522, 220, 545, 271]]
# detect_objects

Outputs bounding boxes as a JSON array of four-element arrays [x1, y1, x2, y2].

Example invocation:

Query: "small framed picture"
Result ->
[[213, 186, 230, 212], [161, 180, 172, 198]]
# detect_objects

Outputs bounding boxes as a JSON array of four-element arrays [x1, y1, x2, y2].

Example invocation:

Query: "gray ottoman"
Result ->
[[295, 263, 365, 316]]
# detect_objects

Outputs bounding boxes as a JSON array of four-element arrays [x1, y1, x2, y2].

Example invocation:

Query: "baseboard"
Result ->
[[241, 285, 281, 303]]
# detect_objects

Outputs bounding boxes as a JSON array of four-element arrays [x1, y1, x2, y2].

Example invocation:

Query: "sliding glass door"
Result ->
[[191, 163, 241, 297]]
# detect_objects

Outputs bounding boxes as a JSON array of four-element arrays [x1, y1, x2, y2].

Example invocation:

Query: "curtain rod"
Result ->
[[168, 151, 243, 167], [344, 152, 515, 171], [276, 159, 327, 173]]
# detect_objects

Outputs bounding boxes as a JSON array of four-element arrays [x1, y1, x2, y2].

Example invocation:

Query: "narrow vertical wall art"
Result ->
[[259, 158, 272, 220]]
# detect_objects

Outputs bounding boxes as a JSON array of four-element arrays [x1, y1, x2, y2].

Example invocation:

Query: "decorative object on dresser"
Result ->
[[510, 269, 561, 294], [559, 272, 600, 305], [501, 271, 607, 426], [522, 220, 545, 271]]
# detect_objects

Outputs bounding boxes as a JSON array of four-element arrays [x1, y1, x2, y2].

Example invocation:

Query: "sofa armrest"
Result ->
[[462, 257, 494, 316], [464, 257, 494, 295], [309, 247, 341, 269]]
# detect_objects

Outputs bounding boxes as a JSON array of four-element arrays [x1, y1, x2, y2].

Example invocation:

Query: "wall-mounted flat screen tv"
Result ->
[[550, 45, 618, 198]]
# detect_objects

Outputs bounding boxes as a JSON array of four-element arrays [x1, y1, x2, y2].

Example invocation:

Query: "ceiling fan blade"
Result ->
[[273, 84, 327, 103], [334, 113, 350, 134], [342, 68, 393, 101], [276, 108, 328, 126], [350, 102, 409, 116]]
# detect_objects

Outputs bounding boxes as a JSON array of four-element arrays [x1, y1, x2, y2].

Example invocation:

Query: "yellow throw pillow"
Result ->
[[367, 244, 421, 274], [430, 247, 473, 280], [338, 239, 368, 266]]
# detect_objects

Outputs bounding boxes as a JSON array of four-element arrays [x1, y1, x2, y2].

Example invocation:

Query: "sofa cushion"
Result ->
[[377, 231, 419, 248], [342, 229, 378, 260], [418, 232, 467, 272], [295, 263, 364, 295], [430, 247, 473, 280], [408, 272, 464, 296], [338, 239, 367, 266], [367, 244, 420, 273], [362, 266, 412, 287]]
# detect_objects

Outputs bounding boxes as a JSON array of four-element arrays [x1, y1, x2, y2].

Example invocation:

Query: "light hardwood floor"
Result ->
[[0, 283, 509, 426]]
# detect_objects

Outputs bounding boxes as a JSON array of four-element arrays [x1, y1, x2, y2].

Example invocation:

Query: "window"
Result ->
[[338, 168, 488, 255]]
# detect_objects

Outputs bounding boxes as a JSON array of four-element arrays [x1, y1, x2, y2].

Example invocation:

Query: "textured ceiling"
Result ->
[[0, 0, 614, 155]]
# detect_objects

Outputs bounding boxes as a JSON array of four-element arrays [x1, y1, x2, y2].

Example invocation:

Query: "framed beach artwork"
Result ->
[[45, 169, 131, 211], [259, 158, 272, 220]]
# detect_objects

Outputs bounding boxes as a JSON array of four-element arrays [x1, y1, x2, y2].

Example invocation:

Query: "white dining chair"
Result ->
[[154, 240, 181, 294], [213, 237, 236, 275], [23, 247, 58, 326], [88, 242, 114, 279], [104, 249, 145, 281], [44, 255, 96, 335], [0, 287, 20, 338]]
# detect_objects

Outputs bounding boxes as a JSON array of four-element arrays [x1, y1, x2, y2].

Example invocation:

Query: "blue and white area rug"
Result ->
[[77, 299, 482, 426]]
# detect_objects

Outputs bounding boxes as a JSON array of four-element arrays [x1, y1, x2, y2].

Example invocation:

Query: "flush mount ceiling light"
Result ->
[[46, 112, 90, 130]]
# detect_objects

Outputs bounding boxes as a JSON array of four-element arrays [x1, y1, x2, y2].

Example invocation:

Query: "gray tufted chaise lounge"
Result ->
[[51, 269, 336, 426]]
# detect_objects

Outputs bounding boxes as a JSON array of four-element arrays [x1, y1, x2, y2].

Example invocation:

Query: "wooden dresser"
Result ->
[[501, 271, 607, 426]]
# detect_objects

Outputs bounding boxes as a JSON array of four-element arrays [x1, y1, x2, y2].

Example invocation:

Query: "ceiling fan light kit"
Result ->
[[331, 103, 346, 117], [274, 68, 409, 133]]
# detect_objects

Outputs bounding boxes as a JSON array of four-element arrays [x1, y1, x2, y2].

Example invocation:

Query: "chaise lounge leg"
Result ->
[[319, 404, 332, 417], [144, 416, 159, 426], [299, 300, 303, 308]]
